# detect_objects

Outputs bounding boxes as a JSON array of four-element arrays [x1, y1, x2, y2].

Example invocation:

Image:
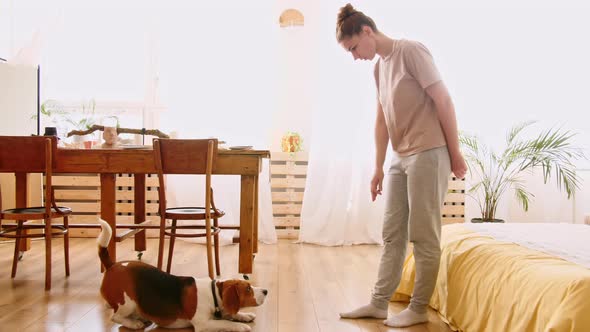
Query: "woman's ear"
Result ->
[[222, 283, 240, 315]]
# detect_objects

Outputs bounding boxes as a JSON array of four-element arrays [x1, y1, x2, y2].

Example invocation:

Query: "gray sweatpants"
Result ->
[[370, 146, 451, 313]]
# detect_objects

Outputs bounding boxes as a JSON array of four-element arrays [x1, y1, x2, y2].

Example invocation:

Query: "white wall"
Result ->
[[0, 0, 12, 58], [506, 169, 590, 224], [4, 0, 590, 224], [0, 62, 37, 135], [0, 62, 40, 209]]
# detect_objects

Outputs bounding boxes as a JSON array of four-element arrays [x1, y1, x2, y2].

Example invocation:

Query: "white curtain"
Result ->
[[298, 1, 385, 246], [299, 0, 590, 244]]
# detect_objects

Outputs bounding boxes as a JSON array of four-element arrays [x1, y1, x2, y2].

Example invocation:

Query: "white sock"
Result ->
[[339, 303, 387, 319], [383, 308, 428, 327]]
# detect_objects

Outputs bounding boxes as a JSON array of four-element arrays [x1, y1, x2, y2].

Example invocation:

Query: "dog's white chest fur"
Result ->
[[193, 278, 218, 321]]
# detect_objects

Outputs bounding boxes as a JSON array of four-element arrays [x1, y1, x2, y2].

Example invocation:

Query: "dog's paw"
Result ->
[[232, 312, 256, 322], [138, 317, 153, 326], [231, 322, 252, 332], [123, 319, 146, 330], [195, 320, 252, 332]]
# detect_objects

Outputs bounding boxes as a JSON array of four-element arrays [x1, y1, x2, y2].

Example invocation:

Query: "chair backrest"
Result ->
[[0, 136, 57, 214], [153, 138, 218, 217], [0, 136, 57, 173], [153, 139, 218, 174]]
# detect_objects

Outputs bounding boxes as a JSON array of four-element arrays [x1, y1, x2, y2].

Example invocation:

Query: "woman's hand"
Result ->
[[371, 168, 385, 201], [451, 153, 468, 179]]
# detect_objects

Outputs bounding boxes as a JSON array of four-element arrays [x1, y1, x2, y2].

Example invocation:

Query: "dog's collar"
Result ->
[[211, 279, 222, 319]]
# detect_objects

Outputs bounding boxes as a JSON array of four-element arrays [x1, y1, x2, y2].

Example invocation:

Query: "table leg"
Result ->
[[253, 175, 259, 254], [15, 173, 30, 251], [239, 175, 255, 274], [100, 173, 116, 268], [134, 174, 146, 252]]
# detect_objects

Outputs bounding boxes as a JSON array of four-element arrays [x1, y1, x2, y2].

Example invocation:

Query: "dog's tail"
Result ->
[[97, 218, 114, 269]]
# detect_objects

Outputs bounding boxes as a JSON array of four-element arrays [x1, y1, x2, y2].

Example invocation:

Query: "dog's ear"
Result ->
[[221, 282, 240, 315]]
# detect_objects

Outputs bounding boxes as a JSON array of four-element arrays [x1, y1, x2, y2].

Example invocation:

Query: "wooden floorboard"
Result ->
[[0, 238, 452, 332]]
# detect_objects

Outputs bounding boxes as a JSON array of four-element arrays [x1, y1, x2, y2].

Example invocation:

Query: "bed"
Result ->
[[392, 223, 590, 332]]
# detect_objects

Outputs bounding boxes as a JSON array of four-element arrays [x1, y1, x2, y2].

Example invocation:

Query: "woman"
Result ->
[[336, 3, 467, 328]]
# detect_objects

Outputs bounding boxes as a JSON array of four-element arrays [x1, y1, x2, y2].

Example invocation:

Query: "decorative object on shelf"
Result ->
[[279, 8, 304, 28], [67, 125, 169, 140], [460, 121, 585, 223], [43, 127, 58, 137], [281, 131, 303, 153], [101, 126, 118, 148]]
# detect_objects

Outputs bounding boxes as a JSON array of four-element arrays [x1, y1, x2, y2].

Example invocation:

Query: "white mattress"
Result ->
[[463, 222, 590, 269]]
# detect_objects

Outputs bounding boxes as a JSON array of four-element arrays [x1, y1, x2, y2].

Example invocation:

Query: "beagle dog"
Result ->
[[97, 219, 267, 331]]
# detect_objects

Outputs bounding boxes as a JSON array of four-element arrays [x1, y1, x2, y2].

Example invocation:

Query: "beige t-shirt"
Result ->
[[377, 39, 447, 156]]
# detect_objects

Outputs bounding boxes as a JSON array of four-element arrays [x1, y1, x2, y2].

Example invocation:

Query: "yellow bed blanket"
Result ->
[[392, 224, 590, 332]]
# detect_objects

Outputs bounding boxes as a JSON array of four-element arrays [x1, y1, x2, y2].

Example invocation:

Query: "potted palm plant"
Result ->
[[460, 122, 585, 222]]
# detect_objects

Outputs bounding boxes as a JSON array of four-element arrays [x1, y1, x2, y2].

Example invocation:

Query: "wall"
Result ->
[[0, 62, 41, 209], [0, 0, 12, 57]]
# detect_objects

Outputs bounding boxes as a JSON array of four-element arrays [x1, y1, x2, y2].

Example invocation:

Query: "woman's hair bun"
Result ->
[[337, 3, 357, 25]]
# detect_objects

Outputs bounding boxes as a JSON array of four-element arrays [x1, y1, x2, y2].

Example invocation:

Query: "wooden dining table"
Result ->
[[15, 147, 270, 274]]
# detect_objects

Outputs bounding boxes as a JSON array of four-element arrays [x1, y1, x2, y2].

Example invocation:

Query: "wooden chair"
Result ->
[[0, 136, 72, 290], [153, 138, 225, 279]]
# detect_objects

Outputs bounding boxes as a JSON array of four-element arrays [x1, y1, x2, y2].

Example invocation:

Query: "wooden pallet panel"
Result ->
[[275, 228, 300, 240], [269, 155, 466, 236], [271, 192, 304, 203], [269, 177, 307, 189], [442, 176, 465, 225], [66, 215, 160, 237], [270, 152, 308, 239], [45, 173, 161, 238], [270, 164, 308, 176]]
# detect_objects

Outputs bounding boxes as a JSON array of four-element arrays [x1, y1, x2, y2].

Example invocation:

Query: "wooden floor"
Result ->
[[0, 238, 453, 332]]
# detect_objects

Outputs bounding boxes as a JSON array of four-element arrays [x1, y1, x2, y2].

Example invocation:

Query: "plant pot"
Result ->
[[471, 218, 505, 223], [71, 134, 94, 149]]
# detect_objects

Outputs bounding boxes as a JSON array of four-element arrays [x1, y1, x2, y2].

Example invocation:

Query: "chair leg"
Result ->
[[45, 218, 52, 291], [157, 216, 166, 270], [166, 220, 177, 274], [11, 220, 24, 278], [64, 216, 70, 277], [213, 218, 220, 277], [205, 224, 214, 280]]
